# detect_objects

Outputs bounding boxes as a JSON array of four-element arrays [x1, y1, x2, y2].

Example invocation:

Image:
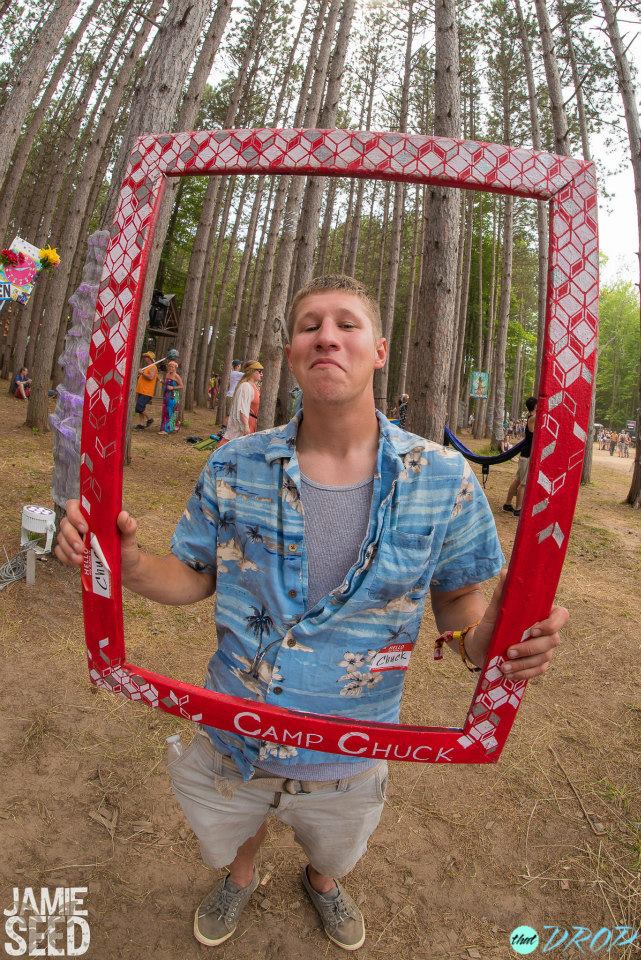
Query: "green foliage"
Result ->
[[596, 279, 640, 428]]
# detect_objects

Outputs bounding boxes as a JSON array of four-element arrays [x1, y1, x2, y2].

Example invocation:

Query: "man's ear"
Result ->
[[284, 342, 292, 372], [374, 337, 388, 369]]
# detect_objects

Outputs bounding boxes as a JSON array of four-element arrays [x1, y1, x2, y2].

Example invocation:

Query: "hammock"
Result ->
[[443, 426, 525, 485]]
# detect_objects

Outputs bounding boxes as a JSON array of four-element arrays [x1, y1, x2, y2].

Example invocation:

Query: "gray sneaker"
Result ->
[[301, 866, 366, 951], [193, 870, 260, 946]]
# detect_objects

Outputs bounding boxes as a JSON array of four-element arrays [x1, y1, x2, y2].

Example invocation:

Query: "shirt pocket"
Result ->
[[365, 529, 435, 602]]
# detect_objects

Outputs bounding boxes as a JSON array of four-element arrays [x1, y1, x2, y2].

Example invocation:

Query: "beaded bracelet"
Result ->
[[433, 620, 481, 673]]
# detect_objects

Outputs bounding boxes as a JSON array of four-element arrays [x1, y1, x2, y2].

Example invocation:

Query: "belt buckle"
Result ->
[[283, 778, 309, 795]]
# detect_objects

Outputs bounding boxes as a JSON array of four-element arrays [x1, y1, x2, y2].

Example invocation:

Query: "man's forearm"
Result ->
[[431, 586, 488, 667], [124, 552, 216, 605]]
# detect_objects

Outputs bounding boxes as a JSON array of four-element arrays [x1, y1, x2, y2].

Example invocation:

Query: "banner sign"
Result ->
[[469, 371, 489, 399], [0, 237, 42, 304]]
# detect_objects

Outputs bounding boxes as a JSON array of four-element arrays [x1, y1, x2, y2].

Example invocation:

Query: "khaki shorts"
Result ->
[[168, 733, 388, 878], [517, 456, 530, 484]]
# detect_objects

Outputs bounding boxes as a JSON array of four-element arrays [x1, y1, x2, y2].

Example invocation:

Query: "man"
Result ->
[[227, 359, 243, 400], [56, 276, 566, 952], [502, 397, 537, 518], [134, 350, 158, 429], [11, 366, 31, 399]]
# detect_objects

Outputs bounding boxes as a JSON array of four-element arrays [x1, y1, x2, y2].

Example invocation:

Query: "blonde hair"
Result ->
[[287, 274, 382, 339]]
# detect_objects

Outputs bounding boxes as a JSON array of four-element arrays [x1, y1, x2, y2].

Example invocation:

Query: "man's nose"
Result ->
[[313, 320, 340, 348]]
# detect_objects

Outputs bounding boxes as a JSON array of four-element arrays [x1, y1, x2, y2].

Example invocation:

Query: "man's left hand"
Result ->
[[473, 573, 569, 680]]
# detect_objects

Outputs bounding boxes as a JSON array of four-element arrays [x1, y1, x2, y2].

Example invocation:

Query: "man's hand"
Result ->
[[471, 571, 568, 680], [55, 499, 142, 581], [55, 499, 215, 605]]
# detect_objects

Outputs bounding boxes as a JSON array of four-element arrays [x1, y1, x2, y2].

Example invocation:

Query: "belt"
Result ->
[[196, 729, 382, 795]]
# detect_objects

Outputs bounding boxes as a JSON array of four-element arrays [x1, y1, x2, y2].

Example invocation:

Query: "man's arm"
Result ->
[[56, 501, 215, 606], [431, 575, 567, 680]]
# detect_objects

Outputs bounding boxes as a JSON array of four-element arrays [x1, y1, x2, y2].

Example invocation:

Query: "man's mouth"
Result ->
[[311, 359, 343, 370]]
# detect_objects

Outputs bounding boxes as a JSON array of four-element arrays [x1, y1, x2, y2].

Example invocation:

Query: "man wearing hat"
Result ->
[[219, 360, 263, 446], [134, 350, 159, 429]]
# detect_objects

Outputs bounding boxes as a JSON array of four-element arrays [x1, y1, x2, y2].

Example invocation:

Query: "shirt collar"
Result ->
[[264, 407, 421, 466]]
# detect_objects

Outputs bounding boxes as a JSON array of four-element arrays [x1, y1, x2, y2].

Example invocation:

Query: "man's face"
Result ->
[[285, 291, 387, 406]]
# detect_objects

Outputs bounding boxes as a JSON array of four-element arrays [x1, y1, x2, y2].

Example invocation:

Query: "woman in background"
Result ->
[[158, 360, 184, 434]]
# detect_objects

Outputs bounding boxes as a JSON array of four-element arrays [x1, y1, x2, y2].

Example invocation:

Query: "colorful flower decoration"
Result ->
[[39, 246, 61, 269], [0, 249, 27, 267]]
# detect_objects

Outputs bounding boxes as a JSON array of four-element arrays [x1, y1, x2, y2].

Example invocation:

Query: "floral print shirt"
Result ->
[[171, 410, 504, 779]]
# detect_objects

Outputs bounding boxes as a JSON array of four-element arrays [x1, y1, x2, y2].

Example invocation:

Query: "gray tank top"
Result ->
[[300, 470, 374, 610]]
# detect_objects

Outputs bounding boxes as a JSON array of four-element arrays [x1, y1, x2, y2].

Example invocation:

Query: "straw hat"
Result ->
[[244, 360, 264, 372], [142, 351, 155, 360]]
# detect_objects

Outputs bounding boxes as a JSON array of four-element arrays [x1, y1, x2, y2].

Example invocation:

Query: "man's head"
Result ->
[[142, 351, 155, 362], [20, 367, 28, 376], [232, 360, 241, 370], [287, 275, 382, 340], [285, 275, 387, 408], [525, 396, 537, 413]]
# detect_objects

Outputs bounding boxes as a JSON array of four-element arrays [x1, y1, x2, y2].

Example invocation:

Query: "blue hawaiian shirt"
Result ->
[[171, 411, 504, 779]]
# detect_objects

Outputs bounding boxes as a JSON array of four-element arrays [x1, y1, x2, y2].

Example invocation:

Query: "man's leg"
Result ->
[[227, 821, 268, 887], [503, 472, 519, 511], [278, 764, 388, 951]]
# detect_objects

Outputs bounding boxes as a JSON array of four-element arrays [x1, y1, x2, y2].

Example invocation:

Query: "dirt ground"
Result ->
[[1, 385, 640, 960]]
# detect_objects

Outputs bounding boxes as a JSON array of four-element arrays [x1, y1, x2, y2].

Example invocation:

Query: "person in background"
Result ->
[[135, 351, 158, 429], [208, 374, 220, 410], [503, 397, 537, 517], [398, 393, 409, 429], [11, 366, 31, 399], [227, 360, 243, 402], [218, 361, 263, 446], [158, 359, 184, 435], [609, 429, 618, 456]]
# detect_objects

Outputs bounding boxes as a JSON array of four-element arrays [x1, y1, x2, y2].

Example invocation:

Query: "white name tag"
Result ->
[[370, 642, 413, 673]]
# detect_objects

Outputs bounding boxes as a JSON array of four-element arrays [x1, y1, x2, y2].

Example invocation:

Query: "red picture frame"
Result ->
[[79, 128, 598, 764]]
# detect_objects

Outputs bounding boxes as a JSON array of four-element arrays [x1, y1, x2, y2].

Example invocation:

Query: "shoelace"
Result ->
[[325, 891, 358, 928], [202, 883, 245, 923]]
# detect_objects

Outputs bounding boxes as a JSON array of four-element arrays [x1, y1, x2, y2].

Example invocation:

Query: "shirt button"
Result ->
[[288, 589, 297, 598], [273, 686, 283, 695], [288, 544, 297, 553], [287, 637, 296, 647]]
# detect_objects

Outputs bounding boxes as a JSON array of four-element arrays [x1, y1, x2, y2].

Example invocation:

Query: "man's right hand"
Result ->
[[55, 499, 142, 580]]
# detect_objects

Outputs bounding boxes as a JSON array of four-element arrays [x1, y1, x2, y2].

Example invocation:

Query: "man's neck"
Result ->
[[295, 398, 380, 484]]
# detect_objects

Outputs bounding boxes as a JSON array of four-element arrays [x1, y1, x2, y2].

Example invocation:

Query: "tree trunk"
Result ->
[[533, 0, 570, 156], [288, 0, 355, 295], [449, 192, 473, 432], [0, 0, 101, 240], [407, 0, 461, 442], [490, 196, 514, 451], [398, 186, 422, 398], [513, 0, 549, 396], [601, 0, 641, 507], [0, 0, 80, 187]]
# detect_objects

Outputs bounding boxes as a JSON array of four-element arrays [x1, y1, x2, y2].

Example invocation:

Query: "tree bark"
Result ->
[[533, 0, 570, 156], [0, 0, 80, 187], [0, 0, 101, 241], [601, 0, 641, 507], [513, 0, 549, 396], [407, 0, 461, 442], [491, 196, 514, 450]]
